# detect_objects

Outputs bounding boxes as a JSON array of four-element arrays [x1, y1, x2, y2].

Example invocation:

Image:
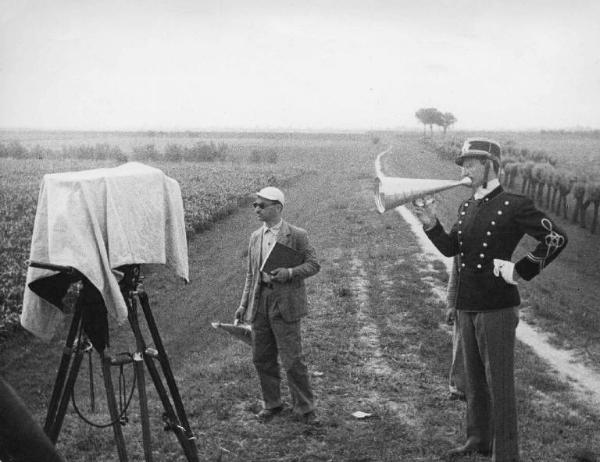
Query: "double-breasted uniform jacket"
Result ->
[[239, 220, 320, 323], [426, 186, 568, 311]]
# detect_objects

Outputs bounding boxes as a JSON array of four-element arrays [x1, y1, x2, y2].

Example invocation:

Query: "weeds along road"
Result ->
[[2, 134, 599, 461]]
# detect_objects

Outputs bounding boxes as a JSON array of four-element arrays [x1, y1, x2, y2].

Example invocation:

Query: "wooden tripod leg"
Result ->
[[46, 344, 85, 444], [137, 291, 199, 461], [143, 352, 198, 462], [45, 305, 83, 435], [127, 296, 154, 462], [101, 356, 129, 462]]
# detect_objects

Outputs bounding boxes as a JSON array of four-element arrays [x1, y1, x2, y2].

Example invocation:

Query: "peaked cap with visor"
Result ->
[[455, 138, 502, 167], [256, 186, 285, 207]]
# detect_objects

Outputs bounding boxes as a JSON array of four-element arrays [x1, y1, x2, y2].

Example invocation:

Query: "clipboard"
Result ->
[[260, 242, 303, 274]]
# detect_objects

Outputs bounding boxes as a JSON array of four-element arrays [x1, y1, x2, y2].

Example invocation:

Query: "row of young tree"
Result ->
[[415, 108, 457, 135], [0, 140, 232, 163], [431, 139, 600, 234]]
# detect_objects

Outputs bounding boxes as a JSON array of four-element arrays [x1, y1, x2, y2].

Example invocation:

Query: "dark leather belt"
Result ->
[[260, 281, 274, 290]]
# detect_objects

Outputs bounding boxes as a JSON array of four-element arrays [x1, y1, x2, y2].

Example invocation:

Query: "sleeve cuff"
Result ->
[[503, 261, 518, 285], [515, 257, 539, 281], [424, 219, 442, 235]]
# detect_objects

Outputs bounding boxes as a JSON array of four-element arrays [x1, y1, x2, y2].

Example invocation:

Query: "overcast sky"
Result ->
[[1, 0, 599, 131]]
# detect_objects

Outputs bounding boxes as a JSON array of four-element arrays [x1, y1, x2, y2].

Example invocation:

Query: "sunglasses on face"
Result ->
[[252, 202, 278, 209]]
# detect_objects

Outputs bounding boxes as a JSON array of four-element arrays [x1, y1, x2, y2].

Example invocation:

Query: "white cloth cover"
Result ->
[[21, 162, 189, 341]]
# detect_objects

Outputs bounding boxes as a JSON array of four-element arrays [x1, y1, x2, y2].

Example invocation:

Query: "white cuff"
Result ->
[[288, 268, 293, 279], [493, 259, 518, 285]]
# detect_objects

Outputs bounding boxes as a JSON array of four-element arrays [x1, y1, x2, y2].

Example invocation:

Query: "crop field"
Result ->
[[1, 131, 600, 461], [0, 131, 376, 335], [0, 145, 310, 335]]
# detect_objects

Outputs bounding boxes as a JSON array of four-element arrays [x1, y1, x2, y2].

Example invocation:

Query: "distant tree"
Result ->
[[440, 112, 457, 134], [415, 108, 443, 136]]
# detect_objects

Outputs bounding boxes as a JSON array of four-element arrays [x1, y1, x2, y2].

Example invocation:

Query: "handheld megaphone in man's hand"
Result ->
[[374, 176, 472, 213]]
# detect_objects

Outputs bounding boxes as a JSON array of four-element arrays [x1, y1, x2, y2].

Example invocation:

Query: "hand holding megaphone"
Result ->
[[412, 194, 438, 228]]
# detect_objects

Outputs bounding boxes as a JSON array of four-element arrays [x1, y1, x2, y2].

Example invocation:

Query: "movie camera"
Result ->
[[19, 163, 198, 461]]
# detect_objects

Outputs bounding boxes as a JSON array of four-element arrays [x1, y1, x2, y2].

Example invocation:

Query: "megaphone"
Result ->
[[374, 176, 472, 213]]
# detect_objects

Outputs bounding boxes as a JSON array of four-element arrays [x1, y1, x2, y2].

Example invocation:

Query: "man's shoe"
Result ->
[[447, 439, 491, 458], [449, 391, 466, 401], [256, 406, 283, 422]]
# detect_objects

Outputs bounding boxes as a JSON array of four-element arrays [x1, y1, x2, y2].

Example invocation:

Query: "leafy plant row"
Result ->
[[430, 138, 600, 234], [0, 140, 278, 164]]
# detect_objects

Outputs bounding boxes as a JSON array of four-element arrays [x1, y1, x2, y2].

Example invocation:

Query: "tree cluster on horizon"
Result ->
[[415, 108, 457, 136]]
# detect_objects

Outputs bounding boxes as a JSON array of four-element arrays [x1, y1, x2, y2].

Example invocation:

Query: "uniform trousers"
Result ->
[[251, 287, 314, 415], [458, 308, 519, 462], [449, 320, 465, 397]]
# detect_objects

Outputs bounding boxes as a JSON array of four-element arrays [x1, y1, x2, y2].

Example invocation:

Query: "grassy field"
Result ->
[[0, 132, 599, 461]]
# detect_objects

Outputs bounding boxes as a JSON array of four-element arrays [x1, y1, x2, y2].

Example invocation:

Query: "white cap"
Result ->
[[256, 186, 285, 206]]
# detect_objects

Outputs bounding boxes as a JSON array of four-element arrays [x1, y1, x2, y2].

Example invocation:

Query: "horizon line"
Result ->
[[1, 126, 599, 134]]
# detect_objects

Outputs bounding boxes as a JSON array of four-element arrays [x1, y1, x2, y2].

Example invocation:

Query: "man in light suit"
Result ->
[[235, 187, 320, 424]]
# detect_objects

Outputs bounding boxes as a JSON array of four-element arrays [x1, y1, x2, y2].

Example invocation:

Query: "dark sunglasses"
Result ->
[[252, 201, 280, 209]]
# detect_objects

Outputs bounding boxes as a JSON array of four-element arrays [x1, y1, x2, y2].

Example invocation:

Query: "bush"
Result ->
[[249, 148, 278, 164], [164, 143, 184, 162], [183, 141, 228, 162], [132, 144, 160, 161], [1, 141, 28, 159]]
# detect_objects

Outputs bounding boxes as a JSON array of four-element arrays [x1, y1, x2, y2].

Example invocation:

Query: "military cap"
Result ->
[[455, 138, 501, 167]]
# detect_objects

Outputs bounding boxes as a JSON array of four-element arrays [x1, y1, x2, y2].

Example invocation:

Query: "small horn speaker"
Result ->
[[374, 176, 472, 213]]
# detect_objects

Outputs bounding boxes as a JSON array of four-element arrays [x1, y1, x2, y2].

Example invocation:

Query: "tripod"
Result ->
[[32, 262, 199, 462]]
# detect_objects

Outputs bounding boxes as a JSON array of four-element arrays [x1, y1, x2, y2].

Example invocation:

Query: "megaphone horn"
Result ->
[[374, 176, 472, 213]]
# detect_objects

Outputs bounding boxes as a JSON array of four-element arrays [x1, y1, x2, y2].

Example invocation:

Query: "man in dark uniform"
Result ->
[[414, 138, 567, 462]]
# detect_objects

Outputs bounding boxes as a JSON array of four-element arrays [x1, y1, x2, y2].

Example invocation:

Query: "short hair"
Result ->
[[478, 157, 500, 174]]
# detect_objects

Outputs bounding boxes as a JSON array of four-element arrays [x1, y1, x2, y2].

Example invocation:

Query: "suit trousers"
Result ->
[[251, 287, 314, 415], [458, 308, 519, 462]]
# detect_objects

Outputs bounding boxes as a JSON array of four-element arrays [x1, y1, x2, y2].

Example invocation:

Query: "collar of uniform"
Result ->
[[263, 219, 283, 234], [473, 178, 501, 200]]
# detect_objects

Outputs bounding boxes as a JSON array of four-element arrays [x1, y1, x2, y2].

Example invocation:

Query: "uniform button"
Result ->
[[484, 198, 489, 202], [480, 253, 485, 258], [459, 241, 463, 246], [464, 203, 469, 207], [477, 264, 482, 269], [491, 221, 496, 225], [458, 220, 462, 225], [486, 231, 491, 236], [497, 210, 503, 215], [458, 231, 462, 234], [483, 242, 488, 247], [505, 201, 509, 205], [461, 263, 465, 268], [461, 211, 466, 215], [460, 252, 464, 257]]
